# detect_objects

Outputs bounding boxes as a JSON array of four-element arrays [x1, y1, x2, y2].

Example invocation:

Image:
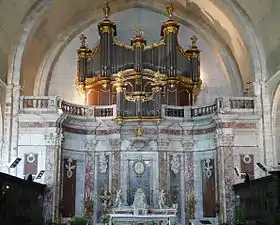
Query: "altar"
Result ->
[[108, 214, 177, 225], [108, 188, 178, 225]]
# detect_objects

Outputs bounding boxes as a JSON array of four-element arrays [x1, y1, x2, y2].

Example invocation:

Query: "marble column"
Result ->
[[2, 84, 14, 173], [217, 133, 235, 225], [185, 152, 194, 221], [10, 85, 21, 176], [111, 151, 120, 189], [84, 151, 94, 219], [180, 154, 186, 225], [159, 152, 168, 193], [76, 160, 85, 216]]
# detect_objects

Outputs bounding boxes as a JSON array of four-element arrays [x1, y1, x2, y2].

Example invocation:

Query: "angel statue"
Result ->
[[100, 184, 111, 211], [159, 189, 167, 209], [112, 189, 123, 208]]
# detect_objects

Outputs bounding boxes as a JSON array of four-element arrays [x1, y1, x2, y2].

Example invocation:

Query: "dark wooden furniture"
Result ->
[[233, 171, 280, 225], [0, 172, 46, 225]]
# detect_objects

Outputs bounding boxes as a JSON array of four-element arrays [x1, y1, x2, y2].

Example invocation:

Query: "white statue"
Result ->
[[112, 189, 122, 208], [100, 184, 111, 211], [159, 190, 167, 209], [132, 188, 148, 210]]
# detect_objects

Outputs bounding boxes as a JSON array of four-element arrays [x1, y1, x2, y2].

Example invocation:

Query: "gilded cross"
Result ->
[[191, 35, 198, 48], [103, 2, 111, 19], [79, 34, 87, 47], [166, 3, 174, 19]]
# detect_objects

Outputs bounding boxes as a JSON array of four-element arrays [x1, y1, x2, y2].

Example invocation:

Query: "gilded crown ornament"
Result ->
[[135, 26, 144, 37]]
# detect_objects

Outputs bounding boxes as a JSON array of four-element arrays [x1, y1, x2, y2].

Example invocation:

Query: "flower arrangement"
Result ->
[[70, 217, 88, 225], [103, 214, 110, 224], [84, 191, 95, 219], [187, 192, 197, 219]]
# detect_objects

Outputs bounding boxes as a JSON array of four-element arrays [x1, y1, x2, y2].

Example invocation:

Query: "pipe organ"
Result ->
[[76, 3, 202, 121]]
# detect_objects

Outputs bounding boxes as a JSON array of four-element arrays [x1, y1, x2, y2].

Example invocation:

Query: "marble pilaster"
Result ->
[[185, 151, 194, 197], [85, 152, 94, 198], [43, 145, 56, 223], [217, 133, 235, 225], [111, 151, 120, 189], [10, 85, 21, 176], [159, 152, 168, 193], [2, 84, 13, 173], [76, 161, 86, 216], [224, 146, 235, 224], [185, 151, 194, 222]]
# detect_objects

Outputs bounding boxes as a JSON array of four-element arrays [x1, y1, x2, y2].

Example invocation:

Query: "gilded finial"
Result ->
[[191, 35, 198, 48], [79, 34, 87, 47], [135, 26, 144, 37], [166, 3, 174, 19], [103, 2, 111, 19]]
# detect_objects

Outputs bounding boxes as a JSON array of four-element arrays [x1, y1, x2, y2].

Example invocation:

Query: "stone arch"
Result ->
[[7, 0, 52, 86], [222, 0, 267, 82], [270, 71, 280, 163], [33, 6, 242, 97]]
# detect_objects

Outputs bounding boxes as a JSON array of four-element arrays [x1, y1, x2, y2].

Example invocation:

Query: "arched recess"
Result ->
[[35, 6, 242, 102]]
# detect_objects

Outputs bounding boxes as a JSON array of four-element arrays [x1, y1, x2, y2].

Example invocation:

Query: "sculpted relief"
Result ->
[[99, 153, 108, 174], [170, 154, 180, 175], [120, 139, 158, 151]]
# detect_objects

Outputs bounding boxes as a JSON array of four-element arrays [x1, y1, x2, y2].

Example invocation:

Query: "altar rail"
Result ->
[[19, 96, 256, 120]]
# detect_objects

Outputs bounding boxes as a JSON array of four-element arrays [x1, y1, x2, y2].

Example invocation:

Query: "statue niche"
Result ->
[[76, 3, 202, 121]]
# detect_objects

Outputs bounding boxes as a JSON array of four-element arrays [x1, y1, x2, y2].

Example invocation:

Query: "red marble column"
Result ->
[[84, 153, 94, 218], [43, 145, 56, 222], [201, 158, 216, 217], [223, 146, 235, 224], [62, 158, 76, 217], [185, 152, 194, 219]]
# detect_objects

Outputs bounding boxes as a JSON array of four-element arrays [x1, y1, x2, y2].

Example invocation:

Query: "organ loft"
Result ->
[[76, 3, 201, 121]]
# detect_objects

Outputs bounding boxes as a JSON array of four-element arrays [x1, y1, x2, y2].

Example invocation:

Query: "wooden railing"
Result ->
[[19, 96, 256, 119]]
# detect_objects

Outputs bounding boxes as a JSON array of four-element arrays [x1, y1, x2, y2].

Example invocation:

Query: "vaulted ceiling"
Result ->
[[0, 0, 280, 96]]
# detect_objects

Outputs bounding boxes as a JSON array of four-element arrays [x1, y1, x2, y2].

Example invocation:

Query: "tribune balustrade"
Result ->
[[19, 96, 256, 120]]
